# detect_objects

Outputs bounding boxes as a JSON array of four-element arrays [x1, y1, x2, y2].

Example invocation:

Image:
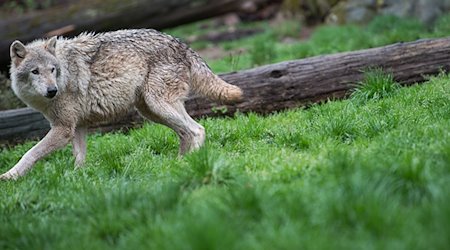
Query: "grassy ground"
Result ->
[[1, 15, 450, 249], [1, 69, 449, 250]]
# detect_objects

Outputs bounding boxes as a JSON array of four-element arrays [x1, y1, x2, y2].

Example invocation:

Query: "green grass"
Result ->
[[351, 67, 400, 103], [2, 15, 450, 249], [1, 68, 449, 249]]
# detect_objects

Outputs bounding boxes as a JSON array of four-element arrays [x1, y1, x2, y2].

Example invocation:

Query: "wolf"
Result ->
[[1, 29, 242, 180]]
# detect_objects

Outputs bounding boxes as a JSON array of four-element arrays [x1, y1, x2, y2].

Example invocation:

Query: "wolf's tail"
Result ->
[[189, 51, 243, 103]]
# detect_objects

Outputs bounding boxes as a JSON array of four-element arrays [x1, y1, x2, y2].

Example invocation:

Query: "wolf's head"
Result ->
[[10, 37, 61, 105]]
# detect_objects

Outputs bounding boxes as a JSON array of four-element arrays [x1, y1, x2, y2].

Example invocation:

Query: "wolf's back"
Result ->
[[188, 51, 242, 103]]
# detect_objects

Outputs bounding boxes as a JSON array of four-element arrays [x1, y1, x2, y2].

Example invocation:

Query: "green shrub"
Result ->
[[368, 15, 426, 44], [351, 68, 400, 103], [432, 13, 450, 37], [250, 34, 276, 66]]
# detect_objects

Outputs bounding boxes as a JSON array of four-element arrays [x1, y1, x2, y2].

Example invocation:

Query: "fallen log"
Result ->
[[1, 37, 450, 145], [0, 0, 271, 72]]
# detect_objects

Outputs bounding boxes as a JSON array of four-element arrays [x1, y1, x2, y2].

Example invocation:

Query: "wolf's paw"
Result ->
[[74, 161, 86, 170], [0, 172, 17, 181]]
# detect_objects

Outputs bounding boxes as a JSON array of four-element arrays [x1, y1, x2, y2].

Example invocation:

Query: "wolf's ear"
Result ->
[[10, 40, 27, 66], [45, 36, 57, 55]]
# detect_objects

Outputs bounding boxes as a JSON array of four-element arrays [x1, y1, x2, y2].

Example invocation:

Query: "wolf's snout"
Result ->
[[46, 86, 58, 98]]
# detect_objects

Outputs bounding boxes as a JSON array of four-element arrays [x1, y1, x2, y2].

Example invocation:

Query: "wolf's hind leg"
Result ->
[[170, 101, 206, 153], [138, 95, 205, 155], [72, 127, 87, 168]]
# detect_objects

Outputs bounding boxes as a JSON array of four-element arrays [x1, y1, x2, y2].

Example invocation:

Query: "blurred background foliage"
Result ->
[[1, 0, 450, 110]]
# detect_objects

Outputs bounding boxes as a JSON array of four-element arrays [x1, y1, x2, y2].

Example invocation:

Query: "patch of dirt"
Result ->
[[199, 28, 264, 44], [197, 47, 247, 61], [299, 25, 316, 40]]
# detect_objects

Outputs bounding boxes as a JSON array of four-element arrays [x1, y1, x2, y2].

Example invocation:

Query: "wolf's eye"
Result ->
[[31, 69, 39, 75], [51, 67, 55, 73]]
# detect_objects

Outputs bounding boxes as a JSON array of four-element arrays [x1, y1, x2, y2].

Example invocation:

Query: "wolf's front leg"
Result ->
[[0, 126, 74, 180], [72, 127, 87, 168]]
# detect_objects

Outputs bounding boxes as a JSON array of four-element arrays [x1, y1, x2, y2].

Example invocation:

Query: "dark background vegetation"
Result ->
[[1, 0, 450, 110]]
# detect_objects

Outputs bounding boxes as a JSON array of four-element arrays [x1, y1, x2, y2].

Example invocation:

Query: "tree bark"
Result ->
[[0, 0, 270, 72], [1, 37, 450, 145]]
